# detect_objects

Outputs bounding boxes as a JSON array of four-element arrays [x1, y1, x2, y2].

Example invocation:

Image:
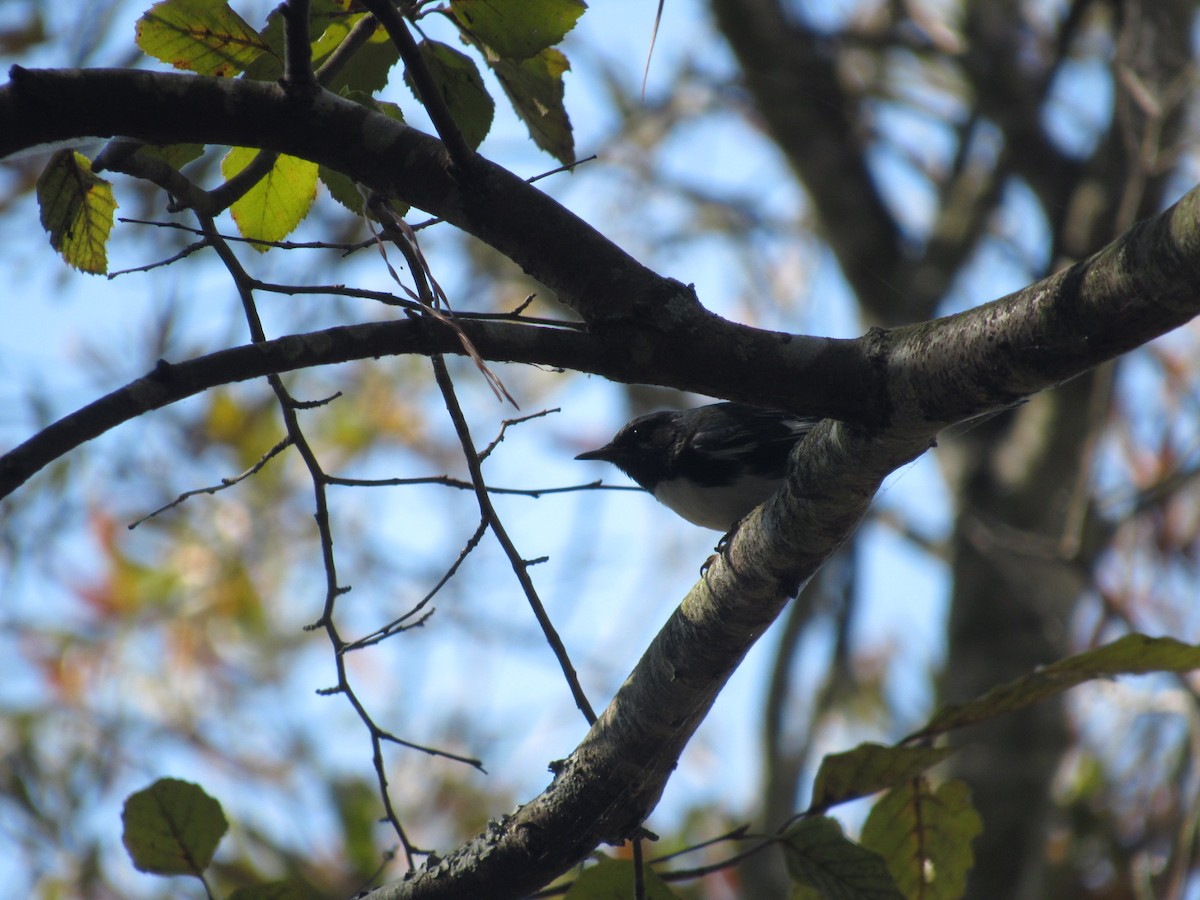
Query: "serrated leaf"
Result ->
[[782, 816, 905, 899], [221, 148, 318, 250], [909, 634, 1200, 741], [121, 778, 228, 875], [405, 40, 494, 151], [563, 855, 680, 899], [811, 743, 957, 810], [36, 150, 117, 275], [490, 47, 574, 164], [860, 779, 982, 900], [450, 0, 586, 60], [136, 0, 270, 77]]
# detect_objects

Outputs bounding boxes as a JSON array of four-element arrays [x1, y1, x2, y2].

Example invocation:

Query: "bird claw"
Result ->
[[700, 519, 742, 579]]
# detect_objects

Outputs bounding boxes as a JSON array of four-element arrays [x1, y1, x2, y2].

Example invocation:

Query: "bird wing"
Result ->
[[689, 406, 820, 460]]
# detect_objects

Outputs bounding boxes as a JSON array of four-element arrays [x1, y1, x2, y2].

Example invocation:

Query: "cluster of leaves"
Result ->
[[35, 0, 584, 274], [119, 636, 1200, 898]]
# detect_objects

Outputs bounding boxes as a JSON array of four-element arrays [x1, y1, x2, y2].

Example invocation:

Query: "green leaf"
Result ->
[[810, 743, 957, 811], [490, 47, 575, 164], [405, 40, 494, 151], [136, 0, 270, 77], [313, 12, 400, 95], [36, 150, 117, 275], [781, 816, 905, 899], [240, 0, 343, 82], [860, 779, 982, 900], [121, 778, 228, 876], [450, 0, 586, 60], [909, 634, 1200, 741], [221, 148, 319, 250], [244, 4, 399, 94], [564, 855, 681, 899]]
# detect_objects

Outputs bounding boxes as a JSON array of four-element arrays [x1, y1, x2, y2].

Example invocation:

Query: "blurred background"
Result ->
[[2, 1, 1200, 897]]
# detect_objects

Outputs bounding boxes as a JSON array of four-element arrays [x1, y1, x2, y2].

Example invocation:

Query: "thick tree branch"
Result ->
[[1, 66, 671, 328], [0, 318, 855, 499], [365, 187, 1200, 898], [5, 182, 1200, 502]]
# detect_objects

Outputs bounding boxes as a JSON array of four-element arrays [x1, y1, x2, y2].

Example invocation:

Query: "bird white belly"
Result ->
[[653, 476, 783, 530]]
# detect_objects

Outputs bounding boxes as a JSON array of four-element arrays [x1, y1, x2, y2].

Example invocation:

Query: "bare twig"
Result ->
[[108, 239, 210, 278], [128, 437, 293, 528], [431, 354, 597, 724], [357, 0, 475, 169], [526, 826, 770, 898], [479, 407, 560, 461], [642, 0, 666, 99], [328, 473, 641, 497], [314, 12, 380, 84], [118, 216, 373, 252], [344, 520, 488, 652], [406, 154, 599, 233], [198, 210, 446, 867]]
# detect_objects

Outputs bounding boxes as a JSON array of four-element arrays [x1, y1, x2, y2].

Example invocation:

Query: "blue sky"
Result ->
[[3, 1, 1196, 896]]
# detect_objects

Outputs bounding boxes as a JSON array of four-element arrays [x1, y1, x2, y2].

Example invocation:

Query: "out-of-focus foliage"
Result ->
[[3, 1, 1200, 898]]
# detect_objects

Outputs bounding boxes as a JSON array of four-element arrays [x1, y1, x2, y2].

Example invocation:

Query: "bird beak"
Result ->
[[575, 444, 612, 462]]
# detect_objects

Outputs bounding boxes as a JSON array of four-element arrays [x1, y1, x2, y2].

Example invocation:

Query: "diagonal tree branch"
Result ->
[[4, 181, 1200, 502]]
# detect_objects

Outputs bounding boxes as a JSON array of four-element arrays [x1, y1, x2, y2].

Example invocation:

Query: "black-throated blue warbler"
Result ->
[[576, 402, 820, 530]]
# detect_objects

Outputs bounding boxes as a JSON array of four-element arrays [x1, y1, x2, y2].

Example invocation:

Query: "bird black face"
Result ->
[[575, 410, 680, 489]]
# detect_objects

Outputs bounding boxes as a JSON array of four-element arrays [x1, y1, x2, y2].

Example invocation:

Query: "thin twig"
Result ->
[[641, 0, 666, 99], [358, 0, 475, 168], [376, 725, 485, 771], [314, 12, 380, 84], [480, 407, 560, 461], [369, 202, 517, 405], [526, 827, 768, 898], [108, 239, 210, 278], [344, 520, 488, 652], [431, 354, 597, 724], [406, 154, 599, 232], [118, 216, 373, 253], [647, 825, 752, 864], [128, 437, 293, 528], [328, 473, 642, 496]]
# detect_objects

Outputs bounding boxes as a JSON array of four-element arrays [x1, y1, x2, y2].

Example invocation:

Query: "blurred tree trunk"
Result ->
[[712, 0, 1194, 895]]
